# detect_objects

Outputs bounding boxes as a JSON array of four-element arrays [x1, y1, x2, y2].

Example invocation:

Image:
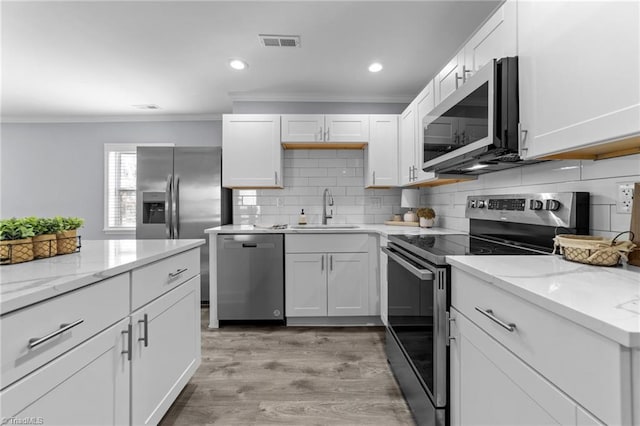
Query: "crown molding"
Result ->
[[0, 113, 223, 124], [228, 91, 412, 104]]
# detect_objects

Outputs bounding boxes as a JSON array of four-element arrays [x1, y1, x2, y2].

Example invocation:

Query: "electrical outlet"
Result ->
[[617, 183, 634, 213]]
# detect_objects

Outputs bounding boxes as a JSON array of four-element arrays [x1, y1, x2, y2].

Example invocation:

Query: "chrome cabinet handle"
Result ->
[[138, 313, 149, 347], [455, 72, 463, 89], [518, 123, 529, 157], [169, 267, 188, 278], [326, 127, 330, 141], [475, 307, 516, 332], [321, 255, 324, 271], [28, 319, 84, 349], [446, 311, 455, 346], [462, 65, 472, 82], [318, 127, 323, 141], [373, 171, 376, 185], [121, 324, 132, 361], [165, 174, 173, 239], [330, 255, 333, 271], [412, 166, 418, 181]]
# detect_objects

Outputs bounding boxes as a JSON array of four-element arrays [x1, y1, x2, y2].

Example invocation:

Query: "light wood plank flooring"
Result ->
[[160, 308, 415, 425]]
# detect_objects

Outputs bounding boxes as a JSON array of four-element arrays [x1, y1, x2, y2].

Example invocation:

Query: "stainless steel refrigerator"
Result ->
[[136, 147, 231, 302]]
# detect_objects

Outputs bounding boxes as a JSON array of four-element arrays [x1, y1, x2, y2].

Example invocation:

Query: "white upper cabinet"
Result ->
[[414, 81, 437, 182], [435, 51, 465, 106], [399, 102, 417, 186], [222, 114, 283, 188], [365, 115, 398, 188], [281, 115, 325, 142], [463, 0, 517, 78], [324, 115, 370, 142], [518, 0, 640, 159], [281, 114, 369, 144]]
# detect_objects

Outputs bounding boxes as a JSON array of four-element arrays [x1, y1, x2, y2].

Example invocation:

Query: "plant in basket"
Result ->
[[0, 218, 35, 264], [55, 216, 84, 255], [27, 217, 62, 258], [416, 207, 436, 228]]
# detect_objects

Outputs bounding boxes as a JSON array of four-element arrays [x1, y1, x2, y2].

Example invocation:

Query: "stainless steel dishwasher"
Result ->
[[216, 234, 284, 321]]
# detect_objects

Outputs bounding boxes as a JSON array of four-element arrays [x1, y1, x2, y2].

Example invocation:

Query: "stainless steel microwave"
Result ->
[[422, 57, 540, 175]]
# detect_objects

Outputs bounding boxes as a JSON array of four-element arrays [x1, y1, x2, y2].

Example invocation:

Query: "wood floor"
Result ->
[[159, 308, 415, 425]]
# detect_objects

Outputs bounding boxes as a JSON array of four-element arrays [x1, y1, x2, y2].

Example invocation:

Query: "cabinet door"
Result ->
[[222, 114, 283, 188], [281, 114, 325, 142], [327, 252, 369, 316], [414, 81, 437, 183], [450, 309, 577, 426], [131, 276, 201, 426], [285, 253, 327, 317], [399, 103, 416, 185], [0, 319, 130, 426], [435, 50, 464, 106], [518, 1, 640, 159], [365, 115, 398, 187], [463, 0, 517, 78], [324, 115, 370, 142]]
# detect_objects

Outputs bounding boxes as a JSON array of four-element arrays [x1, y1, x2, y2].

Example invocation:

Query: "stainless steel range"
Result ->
[[383, 192, 589, 426]]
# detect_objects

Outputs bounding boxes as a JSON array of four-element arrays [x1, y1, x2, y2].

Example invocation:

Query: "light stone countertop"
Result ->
[[447, 255, 640, 348], [0, 239, 205, 315], [205, 223, 462, 237]]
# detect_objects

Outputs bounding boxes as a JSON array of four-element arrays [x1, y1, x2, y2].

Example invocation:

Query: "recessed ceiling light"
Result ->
[[368, 62, 383, 73], [229, 59, 248, 70]]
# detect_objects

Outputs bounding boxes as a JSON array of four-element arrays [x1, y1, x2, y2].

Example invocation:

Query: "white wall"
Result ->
[[0, 120, 222, 239], [420, 154, 640, 239], [233, 149, 403, 225]]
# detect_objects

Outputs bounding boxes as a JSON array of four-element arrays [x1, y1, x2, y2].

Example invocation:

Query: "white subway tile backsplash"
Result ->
[[287, 158, 319, 168], [285, 150, 310, 158], [590, 204, 610, 231], [308, 150, 338, 158], [581, 154, 640, 180], [327, 167, 356, 177], [482, 167, 522, 189], [318, 158, 347, 168], [299, 168, 329, 177], [521, 160, 581, 185], [346, 159, 364, 167], [337, 150, 363, 159], [307, 177, 338, 186], [336, 176, 364, 187], [610, 207, 632, 233]]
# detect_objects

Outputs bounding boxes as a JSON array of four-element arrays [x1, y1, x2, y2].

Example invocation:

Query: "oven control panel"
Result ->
[[465, 193, 588, 228]]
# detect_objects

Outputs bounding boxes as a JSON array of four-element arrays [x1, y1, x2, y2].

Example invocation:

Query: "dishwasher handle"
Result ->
[[242, 243, 257, 248]]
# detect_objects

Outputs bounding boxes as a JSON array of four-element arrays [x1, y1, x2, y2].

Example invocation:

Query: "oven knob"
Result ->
[[469, 200, 477, 208], [477, 200, 486, 209], [529, 200, 544, 210], [545, 199, 561, 211]]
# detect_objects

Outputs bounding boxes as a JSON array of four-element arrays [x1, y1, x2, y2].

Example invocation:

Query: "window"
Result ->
[[104, 143, 172, 233]]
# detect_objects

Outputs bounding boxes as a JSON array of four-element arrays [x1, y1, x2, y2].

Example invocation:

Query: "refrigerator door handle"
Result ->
[[173, 176, 180, 239], [165, 174, 173, 239]]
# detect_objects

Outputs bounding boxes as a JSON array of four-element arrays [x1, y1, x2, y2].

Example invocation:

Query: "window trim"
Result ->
[[103, 143, 174, 233]]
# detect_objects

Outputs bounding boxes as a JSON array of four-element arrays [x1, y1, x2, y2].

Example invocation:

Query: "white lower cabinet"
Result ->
[[131, 275, 201, 426], [285, 234, 377, 320], [450, 308, 578, 426], [0, 318, 130, 426]]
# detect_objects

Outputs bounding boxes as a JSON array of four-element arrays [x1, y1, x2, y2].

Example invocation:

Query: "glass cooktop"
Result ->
[[389, 234, 548, 265]]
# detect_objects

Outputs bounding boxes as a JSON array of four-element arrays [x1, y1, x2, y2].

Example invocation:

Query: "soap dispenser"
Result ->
[[298, 209, 307, 225]]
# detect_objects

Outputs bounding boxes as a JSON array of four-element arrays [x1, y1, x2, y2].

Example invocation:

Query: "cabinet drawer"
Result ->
[[132, 249, 199, 311], [0, 274, 129, 390], [286, 234, 368, 253], [451, 267, 628, 425]]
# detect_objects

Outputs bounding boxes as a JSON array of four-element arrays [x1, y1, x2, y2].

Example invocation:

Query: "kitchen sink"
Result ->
[[290, 224, 360, 229]]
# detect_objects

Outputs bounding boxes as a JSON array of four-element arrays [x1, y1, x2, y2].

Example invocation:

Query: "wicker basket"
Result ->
[[553, 232, 636, 266]]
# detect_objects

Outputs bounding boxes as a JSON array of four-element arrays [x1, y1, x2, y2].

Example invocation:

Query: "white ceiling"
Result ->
[[1, 0, 501, 121]]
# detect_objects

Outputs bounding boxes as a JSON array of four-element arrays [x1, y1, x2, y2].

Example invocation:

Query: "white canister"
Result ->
[[419, 217, 434, 228]]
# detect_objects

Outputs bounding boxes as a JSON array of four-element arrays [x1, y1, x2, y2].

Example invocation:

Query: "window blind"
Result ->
[[106, 147, 137, 229]]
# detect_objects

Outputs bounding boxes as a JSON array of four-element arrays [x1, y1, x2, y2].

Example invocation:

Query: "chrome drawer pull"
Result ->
[[168, 268, 188, 278], [28, 319, 84, 349], [475, 307, 516, 332], [138, 313, 149, 347]]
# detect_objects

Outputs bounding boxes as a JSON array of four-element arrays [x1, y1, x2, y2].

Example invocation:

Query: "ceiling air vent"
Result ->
[[258, 34, 301, 48]]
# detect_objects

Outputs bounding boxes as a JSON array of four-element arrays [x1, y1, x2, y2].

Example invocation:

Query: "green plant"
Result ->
[[0, 218, 36, 241], [55, 216, 85, 231], [416, 207, 436, 219], [39, 217, 63, 235]]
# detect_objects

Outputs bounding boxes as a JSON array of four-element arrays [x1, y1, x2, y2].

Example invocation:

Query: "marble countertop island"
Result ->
[[0, 239, 205, 315], [447, 255, 640, 348]]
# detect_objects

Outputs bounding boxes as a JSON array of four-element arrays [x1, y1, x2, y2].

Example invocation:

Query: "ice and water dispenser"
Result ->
[[142, 192, 166, 224]]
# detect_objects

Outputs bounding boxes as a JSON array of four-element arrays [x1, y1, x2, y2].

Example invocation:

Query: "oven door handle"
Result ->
[[382, 247, 435, 281]]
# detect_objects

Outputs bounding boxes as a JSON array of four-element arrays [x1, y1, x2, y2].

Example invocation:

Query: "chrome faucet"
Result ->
[[322, 188, 334, 224]]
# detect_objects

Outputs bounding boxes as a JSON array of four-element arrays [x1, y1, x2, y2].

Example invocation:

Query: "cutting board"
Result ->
[[628, 182, 640, 266], [384, 220, 419, 227]]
